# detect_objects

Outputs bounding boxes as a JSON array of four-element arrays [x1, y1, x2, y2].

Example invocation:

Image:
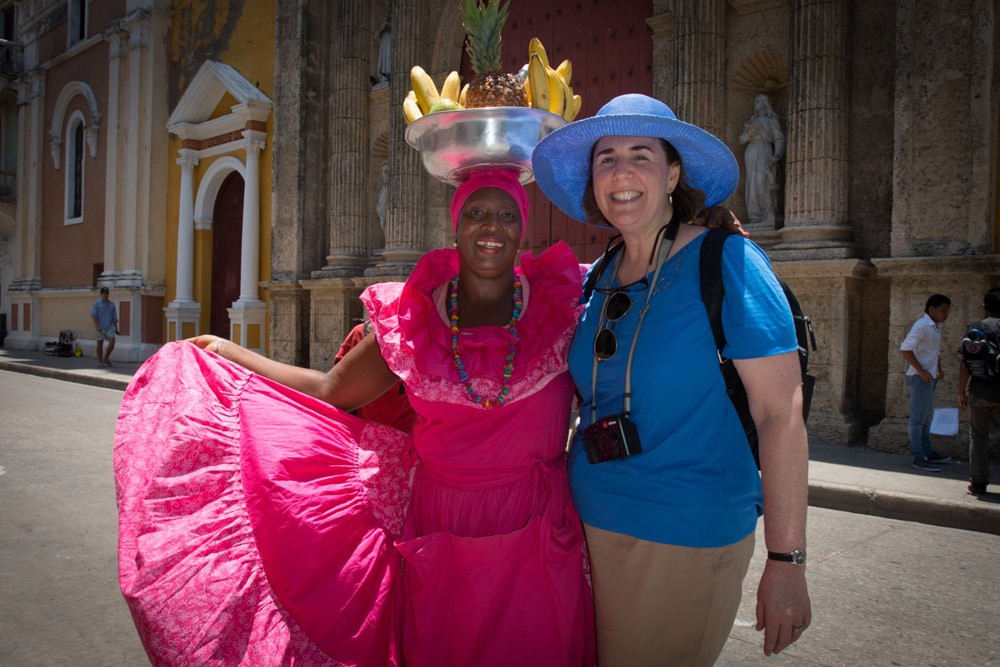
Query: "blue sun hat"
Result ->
[[532, 94, 739, 223]]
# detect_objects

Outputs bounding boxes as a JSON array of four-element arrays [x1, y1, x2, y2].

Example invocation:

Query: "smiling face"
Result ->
[[591, 135, 681, 236], [455, 186, 523, 280]]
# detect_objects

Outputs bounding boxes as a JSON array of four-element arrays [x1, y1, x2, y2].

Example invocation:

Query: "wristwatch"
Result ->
[[767, 549, 807, 565]]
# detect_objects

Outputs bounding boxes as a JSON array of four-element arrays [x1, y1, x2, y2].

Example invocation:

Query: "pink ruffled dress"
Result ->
[[115, 242, 594, 666]]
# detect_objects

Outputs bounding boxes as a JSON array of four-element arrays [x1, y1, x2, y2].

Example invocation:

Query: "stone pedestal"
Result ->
[[772, 258, 878, 445]]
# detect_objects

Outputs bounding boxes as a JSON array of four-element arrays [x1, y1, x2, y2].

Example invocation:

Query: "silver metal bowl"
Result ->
[[405, 107, 567, 186]]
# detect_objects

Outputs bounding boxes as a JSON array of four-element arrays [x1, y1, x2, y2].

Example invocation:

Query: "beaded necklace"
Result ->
[[448, 274, 523, 408]]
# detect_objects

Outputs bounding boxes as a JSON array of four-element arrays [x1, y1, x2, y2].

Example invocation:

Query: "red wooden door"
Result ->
[[210, 172, 244, 337], [460, 0, 654, 263]]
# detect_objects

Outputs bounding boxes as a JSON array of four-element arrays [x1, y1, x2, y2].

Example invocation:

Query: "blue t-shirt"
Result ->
[[567, 231, 796, 548], [91, 299, 118, 330]]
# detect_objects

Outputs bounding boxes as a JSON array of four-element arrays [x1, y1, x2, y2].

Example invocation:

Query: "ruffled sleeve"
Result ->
[[362, 243, 583, 408]]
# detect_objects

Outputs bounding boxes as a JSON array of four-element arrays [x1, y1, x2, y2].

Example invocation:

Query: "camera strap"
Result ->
[[590, 220, 679, 425]]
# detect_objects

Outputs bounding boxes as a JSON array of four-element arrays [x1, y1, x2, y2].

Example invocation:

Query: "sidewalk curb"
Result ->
[[0, 359, 131, 392], [809, 480, 1000, 536]]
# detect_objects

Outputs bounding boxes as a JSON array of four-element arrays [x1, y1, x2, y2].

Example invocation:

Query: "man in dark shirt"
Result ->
[[958, 287, 1000, 496]]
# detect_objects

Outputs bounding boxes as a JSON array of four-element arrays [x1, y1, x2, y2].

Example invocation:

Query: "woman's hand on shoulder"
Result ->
[[692, 206, 750, 238]]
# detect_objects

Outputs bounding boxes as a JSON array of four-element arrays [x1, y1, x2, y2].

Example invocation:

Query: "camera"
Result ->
[[583, 414, 642, 464]]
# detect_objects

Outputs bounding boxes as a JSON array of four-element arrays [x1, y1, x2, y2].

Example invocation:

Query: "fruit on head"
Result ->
[[428, 98, 464, 113], [403, 90, 424, 124], [462, 0, 527, 108], [440, 71, 462, 102], [410, 66, 440, 114]]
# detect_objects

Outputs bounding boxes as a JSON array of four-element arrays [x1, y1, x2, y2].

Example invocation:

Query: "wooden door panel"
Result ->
[[210, 172, 244, 338]]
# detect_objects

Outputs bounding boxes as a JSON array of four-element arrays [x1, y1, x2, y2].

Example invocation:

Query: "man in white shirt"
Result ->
[[900, 294, 952, 471]]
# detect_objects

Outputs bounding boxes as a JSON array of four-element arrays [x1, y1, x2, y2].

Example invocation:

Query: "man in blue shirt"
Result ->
[[91, 287, 119, 367]]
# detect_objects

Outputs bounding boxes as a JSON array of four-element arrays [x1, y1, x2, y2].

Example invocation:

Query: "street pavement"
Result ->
[[2, 368, 999, 667], [2, 345, 998, 537]]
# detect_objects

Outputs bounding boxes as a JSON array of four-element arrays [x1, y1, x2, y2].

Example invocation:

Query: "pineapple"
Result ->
[[462, 0, 527, 108]]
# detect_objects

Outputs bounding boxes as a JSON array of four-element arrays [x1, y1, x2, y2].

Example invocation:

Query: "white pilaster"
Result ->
[[101, 26, 126, 282], [173, 153, 198, 304], [118, 11, 149, 283], [236, 132, 265, 306]]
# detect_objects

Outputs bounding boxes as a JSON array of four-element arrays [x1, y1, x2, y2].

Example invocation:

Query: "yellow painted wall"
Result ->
[[38, 294, 99, 337], [164, 0, 276, 347]]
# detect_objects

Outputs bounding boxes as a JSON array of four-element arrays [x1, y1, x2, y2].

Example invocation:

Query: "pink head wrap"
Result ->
[[450, 170, 530, 241]]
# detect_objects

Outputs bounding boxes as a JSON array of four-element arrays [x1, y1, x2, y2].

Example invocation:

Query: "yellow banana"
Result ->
[[527, 53, 549, 111], [523, 76, 531, 106], [410, 66, 439, 114], [556, 59, 572, 86], [440, 71, 461, 103], [403, 90, 423, 124], [569, 94, 582, 121], [459, 83, 469, 107], [559, 77, 574, 121], [528, 37, 550, 69], [545, 65, 565, 117]]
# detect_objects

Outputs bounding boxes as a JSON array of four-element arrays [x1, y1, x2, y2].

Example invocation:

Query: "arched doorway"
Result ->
[[210, 171, 244, 337]]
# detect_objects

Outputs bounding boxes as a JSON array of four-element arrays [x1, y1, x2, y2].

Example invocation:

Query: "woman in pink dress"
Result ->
[[115, 170, 595, 666]]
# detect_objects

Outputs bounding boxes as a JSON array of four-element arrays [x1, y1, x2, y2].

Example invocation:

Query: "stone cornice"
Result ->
[[772, 258, 877, 280], [168, 102, 272, 141], [872, 255, 1000, 276]]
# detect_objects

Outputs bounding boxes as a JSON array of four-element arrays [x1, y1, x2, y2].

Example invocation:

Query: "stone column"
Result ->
[[164, 152, 200, 341], [772, 0, 856, 259], [319, 0, 371, 276], [229, 133, 267, 355], [100, 23, 126, 283], [270, 0, 333, 365], [670, 0, 726, 139], [173, 153, 198, 304], [12, 71, 43, 287], [117, 11, 150, 285], [374, 0, 426, 274], [645, 12, 674, 101], [238, 135, 266, 305], [6, 70, 44, 349]]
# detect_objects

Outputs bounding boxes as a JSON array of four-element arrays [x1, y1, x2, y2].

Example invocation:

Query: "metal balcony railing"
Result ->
[[0, 39, 23, 79]]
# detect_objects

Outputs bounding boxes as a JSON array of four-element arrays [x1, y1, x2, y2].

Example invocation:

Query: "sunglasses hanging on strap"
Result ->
[[582, 219, 679, 464]]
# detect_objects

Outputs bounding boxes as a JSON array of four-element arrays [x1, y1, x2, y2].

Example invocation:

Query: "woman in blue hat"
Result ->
[[533, 94, 811, 666]]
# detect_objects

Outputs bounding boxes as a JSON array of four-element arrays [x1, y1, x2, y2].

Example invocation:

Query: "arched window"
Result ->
[[64, 110, 85, 224]]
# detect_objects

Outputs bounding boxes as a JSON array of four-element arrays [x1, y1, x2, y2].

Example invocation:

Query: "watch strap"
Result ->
[[767, 549, 806, 565]]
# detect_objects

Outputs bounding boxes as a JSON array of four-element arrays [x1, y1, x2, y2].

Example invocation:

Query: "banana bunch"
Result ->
[[525, 37, 581, 121], [404, 67, 465, 124]]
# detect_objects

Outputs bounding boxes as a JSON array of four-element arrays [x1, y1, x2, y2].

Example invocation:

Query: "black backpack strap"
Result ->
[[700, 228, 730, 352], [582, 240, 625, 303], [699, 228, 760, 467]]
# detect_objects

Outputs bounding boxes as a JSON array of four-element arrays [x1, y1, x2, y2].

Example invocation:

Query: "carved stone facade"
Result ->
[[3, 1, 996, 457], [269, 0, 999, 457]]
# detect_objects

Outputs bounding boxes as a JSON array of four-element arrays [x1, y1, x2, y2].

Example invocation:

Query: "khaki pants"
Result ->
[[584, 524, 755, 667]]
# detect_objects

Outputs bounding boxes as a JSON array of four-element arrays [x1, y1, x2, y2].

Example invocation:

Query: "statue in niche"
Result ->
[[376, 162, 389, 232], [375, 19, 391, 85], [739, 94, 785, 227]]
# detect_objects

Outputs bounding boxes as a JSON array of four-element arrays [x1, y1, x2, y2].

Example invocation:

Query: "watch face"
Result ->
[[791, 549, 807, 565]]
